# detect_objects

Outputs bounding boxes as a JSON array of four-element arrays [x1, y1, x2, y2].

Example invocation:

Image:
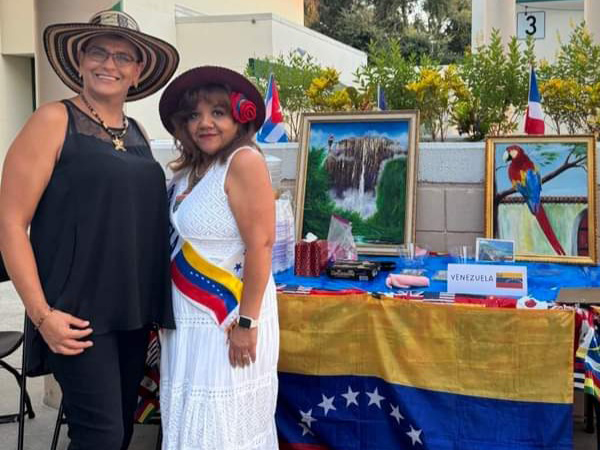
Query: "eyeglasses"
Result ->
[[83, 46, 139, 67]]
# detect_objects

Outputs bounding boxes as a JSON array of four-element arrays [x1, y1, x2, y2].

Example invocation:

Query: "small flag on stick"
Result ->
[[524, 67, 545, 134], [377, 84, 387, 111], [257, 74, 288, 143]]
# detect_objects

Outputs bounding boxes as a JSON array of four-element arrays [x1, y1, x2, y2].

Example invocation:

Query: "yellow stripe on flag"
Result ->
[[496, 272, 523, 279], [277, 294, 573, 404], [181, 242, 243, 300]]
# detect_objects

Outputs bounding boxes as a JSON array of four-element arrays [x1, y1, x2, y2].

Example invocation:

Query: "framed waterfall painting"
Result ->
[[295, 111, 419, 255], [484, 135, 597, 264]]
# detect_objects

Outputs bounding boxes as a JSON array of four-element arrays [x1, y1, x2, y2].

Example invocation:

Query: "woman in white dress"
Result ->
[[157, 66, 279, 450]]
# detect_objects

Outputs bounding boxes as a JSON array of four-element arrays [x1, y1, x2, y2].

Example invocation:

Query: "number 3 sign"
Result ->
[[517, 11, 545, 39]]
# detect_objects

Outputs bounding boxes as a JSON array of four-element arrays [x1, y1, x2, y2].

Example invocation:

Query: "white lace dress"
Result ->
[[160, 147, 280, 450]]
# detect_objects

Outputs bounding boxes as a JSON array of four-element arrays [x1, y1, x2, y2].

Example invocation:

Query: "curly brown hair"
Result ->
[[168, 84, 260, 184]]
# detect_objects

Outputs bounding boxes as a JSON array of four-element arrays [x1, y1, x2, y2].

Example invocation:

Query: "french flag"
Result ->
[[257, 73, 288, 143], [524, 67, 545, 134]]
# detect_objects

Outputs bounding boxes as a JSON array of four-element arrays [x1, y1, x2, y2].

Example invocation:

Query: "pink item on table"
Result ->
[[385, 273, 430, 289]]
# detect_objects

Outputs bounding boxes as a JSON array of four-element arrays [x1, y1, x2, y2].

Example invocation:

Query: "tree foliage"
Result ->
[[304, 0, 471, 62], [537, 24, 600, 135], [354, 39, 418, 110], [245, 52, 324, 140], [453, 31, 534, 140], [407, 64, 466, 141]]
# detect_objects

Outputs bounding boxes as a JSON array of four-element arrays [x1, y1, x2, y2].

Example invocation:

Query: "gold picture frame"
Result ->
[[485, 135, 597, 264], [294, 111, 419, 255]]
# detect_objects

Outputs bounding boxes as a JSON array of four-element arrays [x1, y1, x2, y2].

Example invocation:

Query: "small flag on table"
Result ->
[[377, 84, 387, 111], [524, 66, 545, 134], [257, 73, 288, 143]]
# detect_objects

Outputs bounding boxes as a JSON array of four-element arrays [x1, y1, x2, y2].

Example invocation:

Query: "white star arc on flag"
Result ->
[[301, 386, 424, 446]]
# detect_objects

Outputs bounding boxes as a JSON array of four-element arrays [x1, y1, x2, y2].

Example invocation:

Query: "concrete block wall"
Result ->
[[152, 140, 599, 254], [259, 141, 488, 253]]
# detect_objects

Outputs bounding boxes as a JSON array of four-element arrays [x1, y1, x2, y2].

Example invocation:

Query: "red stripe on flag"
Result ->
[[171, 262, 228, 322], [496, 282, 524, 289], [279, 443, 331, 450], [525, 113, 545, 134]]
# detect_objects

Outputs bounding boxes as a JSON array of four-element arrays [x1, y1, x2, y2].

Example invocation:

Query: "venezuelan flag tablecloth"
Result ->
[[276, 293, 574, 450]]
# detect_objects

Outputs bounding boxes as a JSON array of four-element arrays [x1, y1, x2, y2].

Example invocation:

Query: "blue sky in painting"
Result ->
[[309, 121, 409, 149], [495, 142, 588, 196]]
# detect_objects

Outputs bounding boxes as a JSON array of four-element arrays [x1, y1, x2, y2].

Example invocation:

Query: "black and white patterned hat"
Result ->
[[43, 10, 179, 101]]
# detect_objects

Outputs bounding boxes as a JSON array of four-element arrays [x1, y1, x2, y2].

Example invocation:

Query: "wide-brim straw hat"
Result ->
[[44, 10, 179, 102], [159, 66, 266, 135]]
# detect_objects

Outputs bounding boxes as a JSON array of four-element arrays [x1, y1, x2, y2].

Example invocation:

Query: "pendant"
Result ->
[[112, 137, 126, 151]]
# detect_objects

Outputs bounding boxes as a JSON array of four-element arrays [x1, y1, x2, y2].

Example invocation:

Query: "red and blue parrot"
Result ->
[[503, 145, 566, 255]]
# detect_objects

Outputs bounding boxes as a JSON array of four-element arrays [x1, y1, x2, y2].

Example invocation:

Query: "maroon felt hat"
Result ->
[[159, 65, 265, 135]]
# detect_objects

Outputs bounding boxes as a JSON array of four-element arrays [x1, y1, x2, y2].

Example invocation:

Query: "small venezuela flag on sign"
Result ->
[[496, 271, 524, 289], [276, 293, 574, 450]]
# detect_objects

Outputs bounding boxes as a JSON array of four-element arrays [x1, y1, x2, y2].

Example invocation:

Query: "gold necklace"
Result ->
[[80, 94, 129, 151]]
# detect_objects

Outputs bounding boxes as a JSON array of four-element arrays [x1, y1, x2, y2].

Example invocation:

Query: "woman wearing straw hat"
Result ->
[[158, 66, 279, 449], [0, 10, 178, 450]]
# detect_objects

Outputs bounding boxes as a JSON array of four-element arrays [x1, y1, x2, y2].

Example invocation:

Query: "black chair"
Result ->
[[1, 251, 36, 450], [0, 331, 35, 426]]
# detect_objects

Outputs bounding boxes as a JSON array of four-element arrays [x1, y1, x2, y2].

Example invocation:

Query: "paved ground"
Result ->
[[0, 281, 597, 450]]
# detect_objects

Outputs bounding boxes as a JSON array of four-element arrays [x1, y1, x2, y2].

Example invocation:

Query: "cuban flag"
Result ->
[[524, 67, 545, 134], [257, 73, 288, 143]]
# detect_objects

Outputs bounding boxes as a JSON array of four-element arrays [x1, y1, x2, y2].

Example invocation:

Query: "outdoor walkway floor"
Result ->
[[0, 281, 597, 450]]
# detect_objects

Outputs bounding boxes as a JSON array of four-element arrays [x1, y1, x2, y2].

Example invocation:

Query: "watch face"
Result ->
[[238, 316, 252, 328]]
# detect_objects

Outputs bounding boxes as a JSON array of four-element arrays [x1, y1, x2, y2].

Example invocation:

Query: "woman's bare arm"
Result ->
[[225, 147, 275, 367], [0, 102, 93, 355]]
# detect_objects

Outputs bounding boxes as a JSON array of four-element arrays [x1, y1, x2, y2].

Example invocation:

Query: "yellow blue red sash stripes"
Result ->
[[171, 242, 243, 325]]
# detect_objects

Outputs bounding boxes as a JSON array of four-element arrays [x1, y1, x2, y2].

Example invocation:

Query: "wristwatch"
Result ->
[[237, 315, 258, 329]]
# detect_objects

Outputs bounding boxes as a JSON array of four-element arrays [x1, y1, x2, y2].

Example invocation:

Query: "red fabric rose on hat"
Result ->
[[230, 92, 257, 124]]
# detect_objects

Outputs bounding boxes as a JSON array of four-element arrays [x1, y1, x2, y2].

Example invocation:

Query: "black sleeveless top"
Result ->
[[29, 100, 175, 333]]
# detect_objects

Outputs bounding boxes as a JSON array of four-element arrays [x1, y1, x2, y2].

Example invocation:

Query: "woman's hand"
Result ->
[[227, 324, 257, 368], [38, 309, 94, 356]]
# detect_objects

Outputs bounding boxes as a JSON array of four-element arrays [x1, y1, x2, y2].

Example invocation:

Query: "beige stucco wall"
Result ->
[[472, 1, 591, 61], [270, 15, 366, 87], [176, 0, 303, 25], [123, 0, 179, 142], [0, 5, 34, 172], [0, 0, 34, 55], [525, 7, 584, 62], [176, 15, 273, 74]]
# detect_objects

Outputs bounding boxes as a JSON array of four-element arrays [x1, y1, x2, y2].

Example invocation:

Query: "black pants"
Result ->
[[47, 328, 149, 450]]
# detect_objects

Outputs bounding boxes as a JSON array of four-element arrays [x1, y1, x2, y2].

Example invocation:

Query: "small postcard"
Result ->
[[431, 270, 447, 281], [476, 238, 515, 263]]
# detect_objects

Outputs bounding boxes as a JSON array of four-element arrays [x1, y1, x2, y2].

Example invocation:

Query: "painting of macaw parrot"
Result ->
[[488, 136, 597, 263], [503, 144, 565, 255]]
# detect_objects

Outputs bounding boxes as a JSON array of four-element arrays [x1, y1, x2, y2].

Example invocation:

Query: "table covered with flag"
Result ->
[[276, 293, 573, 450], [272, 256, 596, 449]]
